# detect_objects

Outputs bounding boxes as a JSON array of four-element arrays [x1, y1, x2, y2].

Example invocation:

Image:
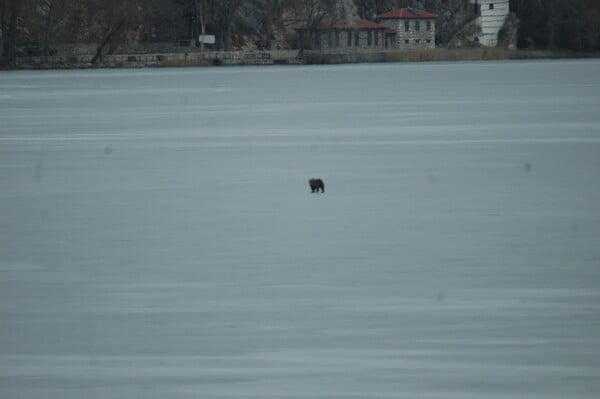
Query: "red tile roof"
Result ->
[[378, 8, 437, 19], [295, 19, 394, 32]]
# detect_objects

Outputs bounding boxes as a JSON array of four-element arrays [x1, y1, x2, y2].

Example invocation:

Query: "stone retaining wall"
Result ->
[[13, 48, 596, 69], [15, 50, 301, 69]]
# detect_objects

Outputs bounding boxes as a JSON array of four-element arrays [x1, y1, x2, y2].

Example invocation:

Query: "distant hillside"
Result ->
[[2, 0, 599, 68]]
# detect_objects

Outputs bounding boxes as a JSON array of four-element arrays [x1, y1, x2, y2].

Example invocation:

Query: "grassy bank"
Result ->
[[303, 48, 600, 64]]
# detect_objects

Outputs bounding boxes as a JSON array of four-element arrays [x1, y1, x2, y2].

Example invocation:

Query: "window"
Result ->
[[367, 30, 372, 46], [415, 21, 420, 31], [327, 31, 333, 47], [335, 30, 340, 47], [415, 39, 420, 44], [426, 39, 431, 43], [405, 39, 409, 44], [426, 21, 431, 31], [374, 31, 379, 46], [489, 3, 494, 10], [404, 21, 409, 32], [347, 30, 352, 46], [354, 31, 359, 46]]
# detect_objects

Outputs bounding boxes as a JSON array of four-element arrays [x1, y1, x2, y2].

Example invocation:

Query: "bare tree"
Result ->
[[511, 0, 600, 51], [0, 0, 26, 65], [136, 0, 183, 42], [87, 0, 141, 64], [247, 0, 294, 49], [196, 0, 208, 49], [213, 0, 241, 50], [33, 0, 72, 56], [292, 0, 344, 50]]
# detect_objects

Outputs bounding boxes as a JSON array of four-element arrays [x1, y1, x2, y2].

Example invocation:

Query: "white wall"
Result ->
[[479, 0, 510, 46]]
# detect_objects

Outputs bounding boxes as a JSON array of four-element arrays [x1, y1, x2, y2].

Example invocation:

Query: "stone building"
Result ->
[[295, 19, 394, 51], [377, 8, 437, 50]]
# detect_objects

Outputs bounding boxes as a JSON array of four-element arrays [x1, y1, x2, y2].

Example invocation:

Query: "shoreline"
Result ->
[[3, 48, 599, 70]]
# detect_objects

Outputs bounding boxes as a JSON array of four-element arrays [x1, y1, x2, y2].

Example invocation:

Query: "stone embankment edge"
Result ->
[[9, 48, 599, 69]]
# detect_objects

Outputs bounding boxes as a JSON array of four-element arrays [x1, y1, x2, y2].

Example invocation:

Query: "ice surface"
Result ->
[[1, 60, 600, 398]]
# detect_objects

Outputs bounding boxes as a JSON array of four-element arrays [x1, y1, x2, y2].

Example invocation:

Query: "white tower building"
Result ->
[[470, 0, 510, 46]]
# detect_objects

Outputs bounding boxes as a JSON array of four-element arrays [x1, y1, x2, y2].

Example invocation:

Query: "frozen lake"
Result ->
[[1, 60, 600, 398]]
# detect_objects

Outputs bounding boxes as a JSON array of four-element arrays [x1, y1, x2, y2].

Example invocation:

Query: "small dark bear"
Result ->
[[309, 178, 325, 193]]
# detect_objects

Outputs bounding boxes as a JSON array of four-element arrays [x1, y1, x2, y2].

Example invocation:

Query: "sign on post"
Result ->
[[199, 35, 216, 45]]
